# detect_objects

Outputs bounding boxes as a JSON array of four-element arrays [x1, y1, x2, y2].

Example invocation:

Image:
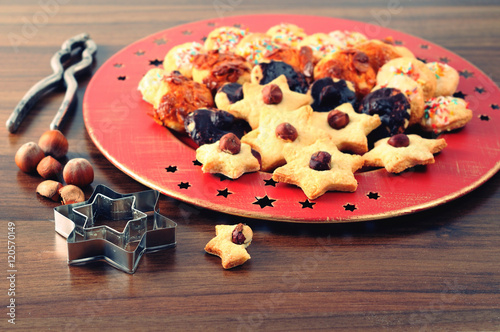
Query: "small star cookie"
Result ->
[[420, 96, 473, 133], [227, 75, 312, 129], [272, 139, 364, 200], [362, 134, 447, 173], [242, 105, 331, 172], [205, 223, 253, 269], [311, 103, 381, 154], [196, 136, 260, 179]]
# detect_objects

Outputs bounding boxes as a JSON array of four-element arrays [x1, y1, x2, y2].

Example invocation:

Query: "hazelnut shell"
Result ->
[[63, 158, 94, 188], [15, 142, 45, 173], [38, 130, 68, 159]]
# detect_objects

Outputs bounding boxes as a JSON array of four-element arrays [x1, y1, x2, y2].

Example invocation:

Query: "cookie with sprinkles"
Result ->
[[266, 23, 307, 47], [329, 30, 368, 48], [298, 33, 343, 61], [163, 41, 204, 79], [235, 33, 282, 65], [204, 26, 248, 53], [377, 57, 437, 100], [426, 62, 460, 97], [420, 96, 473, 133]]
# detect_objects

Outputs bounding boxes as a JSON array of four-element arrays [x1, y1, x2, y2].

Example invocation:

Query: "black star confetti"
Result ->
[[417, 57, 427, 64], [113, 63, 123, 68], [201, 36, 207, 42], [264, 178, 278, 187], [233, 23, 242, 28], [453, 91, 467, 99], [479, 114, 490, 121], [178, 182, 191, 189], [134, 50, 145, 56], [217, 188, 232, 198], [252, 196, 276, 209], [117, 76, 126, 81], [299, 200, 316, 209], [181, 30, 192, 35], [491, 104, 499, 110], [459, 69, 474, 79], [207, 22, 216, 26], [438, 57, 450, 64], [367, 192, 380, 200], [193, 160, 202, 166], [420, 44, 429, 49], [475, 87, 486, 94], [216, 174, 231, 182], [394, 40, 403, 45], [165, 165, 177, 173], [149, 59, 163, 66], [153, 38, 167, 45], [343, 203, 357, 212]]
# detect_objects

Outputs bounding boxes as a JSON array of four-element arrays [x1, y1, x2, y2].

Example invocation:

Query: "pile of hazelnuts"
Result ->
[[14, 130, 94, 205]]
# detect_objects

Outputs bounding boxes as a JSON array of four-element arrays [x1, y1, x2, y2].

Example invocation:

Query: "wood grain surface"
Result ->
[[1, 1, 500, 330]]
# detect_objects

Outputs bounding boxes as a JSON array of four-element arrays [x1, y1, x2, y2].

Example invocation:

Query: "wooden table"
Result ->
[[2, 1, 499, 330]]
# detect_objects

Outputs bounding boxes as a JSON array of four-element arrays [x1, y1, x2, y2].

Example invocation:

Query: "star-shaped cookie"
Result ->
[[205, 224, 253, 269], [242, 105, 331, 172], [362, 134, 447, 173], [196, 140, 260, 179], [272, 139, 364, 200], [311, 103, 381, 154], [227, 75, 312, 129]]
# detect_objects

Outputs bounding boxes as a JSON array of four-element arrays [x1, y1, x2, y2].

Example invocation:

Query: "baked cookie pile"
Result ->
[[138, 23, 473, 200]]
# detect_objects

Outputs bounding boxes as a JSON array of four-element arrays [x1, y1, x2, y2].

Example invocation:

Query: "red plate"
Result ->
[[83, 14, 500, 223]]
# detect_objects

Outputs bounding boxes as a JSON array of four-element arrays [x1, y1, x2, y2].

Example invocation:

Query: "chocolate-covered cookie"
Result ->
[[309, 77, 356, 112], [359, 87, 411, 138], [184, 108, 251, 146], [251, 60, 309, 94]]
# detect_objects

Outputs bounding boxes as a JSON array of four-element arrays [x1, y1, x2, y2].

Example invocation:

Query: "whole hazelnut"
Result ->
[[63, 158, 94, 188], [15, 142, 45, 173], [262, 84, 283, 104], [327, 110, 350, 129], [59, 185, 85, 205], [275, 122, 298, 142], [309, 151, 332, 171], [388, 133, 410, 148], [36, 180, 63, 202], [219, 133, 241, 155], [37, 156, 63, 179], [38, 129, 68, 159]]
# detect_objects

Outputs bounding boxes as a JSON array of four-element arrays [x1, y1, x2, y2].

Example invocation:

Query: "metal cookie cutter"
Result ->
[[6, 33, 97, 133], [54, 185, 177, 274]]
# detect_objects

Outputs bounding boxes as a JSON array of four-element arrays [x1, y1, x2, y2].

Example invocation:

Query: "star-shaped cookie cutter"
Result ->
[[54, 184, 177, 273]]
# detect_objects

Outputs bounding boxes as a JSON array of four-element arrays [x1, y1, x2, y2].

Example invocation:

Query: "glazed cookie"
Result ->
[[242, 105, 331, 172], [214, 82, 244, 110], [298, 33, 343, 61], [192, 50, 251, 94], [204, 26, 247, 53], [377, 57, 437, 100], [358, 87, 411, 138], [266, 23, 307, 47], [329, 30, 368, 48], [373, 75, 425, 126], [163, 41, 204, 79], [420, 96, 473, 133], [362, 134, 447, 173], [309, 77, 357, 112], [272, 138, 364, 200], [235, 33, 282, 65], [205, 223, 253, 269], [196, 133, 260, 179], [314, 48, 377, 97], [139, 71, 214, 132], [227, 75, 312, 129], [311, 103, 381, 154], [426, 62, 460, 97], [251, 60, 309, 94], [355, 39, 409, 72]]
